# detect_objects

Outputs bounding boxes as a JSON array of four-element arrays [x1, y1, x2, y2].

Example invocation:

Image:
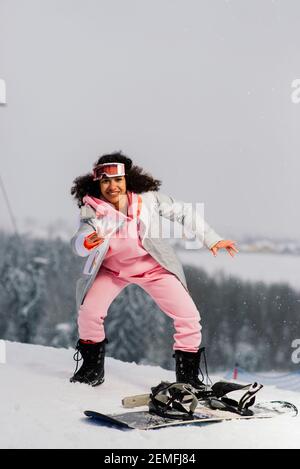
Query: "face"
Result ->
[[99, 176, 127, 204]]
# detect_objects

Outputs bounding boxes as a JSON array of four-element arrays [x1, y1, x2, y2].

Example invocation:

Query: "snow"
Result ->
[[0, 341, 299, 449]]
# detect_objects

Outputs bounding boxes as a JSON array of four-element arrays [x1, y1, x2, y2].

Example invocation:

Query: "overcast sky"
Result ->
[[0, 0, 299, 241]]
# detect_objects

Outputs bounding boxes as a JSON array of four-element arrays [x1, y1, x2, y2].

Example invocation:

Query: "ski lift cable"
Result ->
[[0, 172, 49, 266], [0, 172, 20, 237], [0, 171, 29, 258]]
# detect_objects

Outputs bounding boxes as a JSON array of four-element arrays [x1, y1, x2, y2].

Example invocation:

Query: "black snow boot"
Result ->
[[174, 347, 211, 392], [70, 339, 107, 386]]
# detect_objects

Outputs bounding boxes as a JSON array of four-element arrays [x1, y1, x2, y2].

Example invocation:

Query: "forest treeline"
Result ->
[[0, 231, 299, 372]]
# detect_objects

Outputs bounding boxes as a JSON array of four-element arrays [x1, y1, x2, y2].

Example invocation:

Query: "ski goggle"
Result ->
[[93, 162, 126, 181]]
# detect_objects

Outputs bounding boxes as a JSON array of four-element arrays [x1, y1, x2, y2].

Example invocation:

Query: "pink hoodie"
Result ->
[[83, 192, 159, 277]]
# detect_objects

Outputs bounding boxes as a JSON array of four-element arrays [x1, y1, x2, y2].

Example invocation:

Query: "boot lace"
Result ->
[[198, 347, 212, 387], [73, 343, 83, 375]]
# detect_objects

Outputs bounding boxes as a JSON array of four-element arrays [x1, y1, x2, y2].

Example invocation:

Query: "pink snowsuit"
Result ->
[[78, 192, 202, 352]]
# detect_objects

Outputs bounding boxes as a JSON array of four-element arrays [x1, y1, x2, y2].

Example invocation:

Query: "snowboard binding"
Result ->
[[208, 382, 263, 416], [144, 380, 264, 419], [149, 381, 199, 420]]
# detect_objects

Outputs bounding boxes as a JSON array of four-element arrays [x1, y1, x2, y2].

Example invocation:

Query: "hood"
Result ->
[[82, 191, 140, 220]]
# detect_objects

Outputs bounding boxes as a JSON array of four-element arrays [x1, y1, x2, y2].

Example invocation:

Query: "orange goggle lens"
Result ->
[[93, 163, 125, 180]]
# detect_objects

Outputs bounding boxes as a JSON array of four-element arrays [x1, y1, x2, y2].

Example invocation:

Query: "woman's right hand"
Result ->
[[84, 231, 103, 249]]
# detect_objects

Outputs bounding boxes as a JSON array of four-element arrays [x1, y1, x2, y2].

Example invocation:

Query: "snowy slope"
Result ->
[[0, 341, 299, 449]]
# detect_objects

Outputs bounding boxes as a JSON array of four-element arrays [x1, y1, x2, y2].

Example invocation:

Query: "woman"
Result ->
[[70, 152, 238, 387]]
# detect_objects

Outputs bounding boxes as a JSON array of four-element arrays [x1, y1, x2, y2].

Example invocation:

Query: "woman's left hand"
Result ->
[[210, 239, 239, 257]]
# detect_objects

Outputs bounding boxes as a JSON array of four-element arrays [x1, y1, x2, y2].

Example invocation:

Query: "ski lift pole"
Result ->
[[233, 362, 239, 380]]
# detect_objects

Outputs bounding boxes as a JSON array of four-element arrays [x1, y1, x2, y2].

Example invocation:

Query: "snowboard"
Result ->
[[84, 400, 298, 430]]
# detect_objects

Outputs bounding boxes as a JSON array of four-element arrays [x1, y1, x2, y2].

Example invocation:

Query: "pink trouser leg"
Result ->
[[134, 267, 202, 353], [78, 269, 129, 342], [78, 265, 201, 352]]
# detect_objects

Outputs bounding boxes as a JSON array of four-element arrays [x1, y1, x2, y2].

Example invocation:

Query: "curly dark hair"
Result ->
[[70, 151, 162, 207]]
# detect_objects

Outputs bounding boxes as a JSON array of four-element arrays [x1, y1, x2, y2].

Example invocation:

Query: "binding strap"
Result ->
[[208, 381, 263, 416]]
